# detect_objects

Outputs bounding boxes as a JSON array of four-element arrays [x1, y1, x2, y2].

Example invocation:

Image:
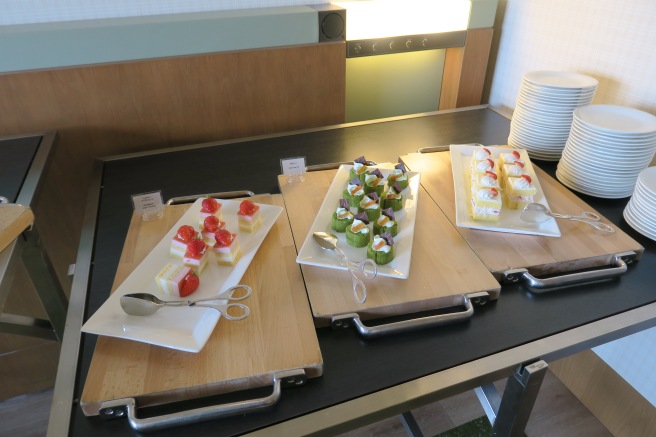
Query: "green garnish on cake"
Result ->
[[331, 198, 355, 232], [346, 212, 371, 247], [367, 231, 395, 265], [374, 207, 398, 236]]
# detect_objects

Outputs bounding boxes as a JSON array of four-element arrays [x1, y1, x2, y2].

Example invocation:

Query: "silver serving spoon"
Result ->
[[313, 231, 377, 304], [521, 203, 614, 233], [120, 285, 251, 320]]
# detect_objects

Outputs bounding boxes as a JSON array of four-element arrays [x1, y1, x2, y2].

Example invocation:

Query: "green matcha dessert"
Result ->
[[343, 177, 365, 208], [357, 192, 381, 222], [367, 231, 395, 265], [345, 212, 371, 248], [349, 155, 370, 183], [381, 182, 404, 211], [363, 168, 386, 196], [374, 207, 398, 237], [331, 198, 354, 232], [387, 162, 409, 190]]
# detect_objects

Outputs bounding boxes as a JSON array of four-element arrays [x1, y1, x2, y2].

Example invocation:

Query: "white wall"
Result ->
[[488, 0, 656, 115], [0, 0, 325, 25], [487, 0, 656, 408]]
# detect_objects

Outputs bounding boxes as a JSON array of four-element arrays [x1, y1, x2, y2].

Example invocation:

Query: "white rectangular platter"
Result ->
[[451, 144, 560, 237], [81, 198, 282, 353], [296, 164, 420, 279]]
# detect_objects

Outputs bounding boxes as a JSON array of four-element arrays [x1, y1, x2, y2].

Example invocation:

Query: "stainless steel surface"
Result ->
[[503, 251, 635, 293], [120, 285, 251, 321], [330, 292, 488, 338], [166, 191, 255, 205], [474, 383, 502, 425], [346, 30, 467, 58], [98, 369, 306, 433], [520, 202, 614, 233], [47, 159, 103, 437], [313, 231, 377, 304], [245, 302, 656, 436]]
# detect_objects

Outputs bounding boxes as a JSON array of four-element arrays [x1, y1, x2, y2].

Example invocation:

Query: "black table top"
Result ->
[[69, 108, 656, 436]]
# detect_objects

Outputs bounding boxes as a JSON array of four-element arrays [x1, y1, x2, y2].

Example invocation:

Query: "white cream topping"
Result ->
[[509, 195, 535, 202], [350, 219, 370, 234], [347, 183, 364, 196], [360, 196, 379, 210], [477, 188, 499, 201], [513, 178, 532, 189], [502, 152, 521, 162], [473, 148, 491, 160], [365, 173, 386, 186], [475, 160, 493, 172], [371, 235, 391, 253], [353, 162, 367, 174], [480, 175, 498, 187], [377, 216, 394, 228], [507, 164, 526, 176], [336, 207, 353, 219], [388, 169, 407, 182]]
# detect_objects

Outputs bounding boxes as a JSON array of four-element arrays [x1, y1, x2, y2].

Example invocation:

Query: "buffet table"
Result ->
[[50, 106, 656, 436]]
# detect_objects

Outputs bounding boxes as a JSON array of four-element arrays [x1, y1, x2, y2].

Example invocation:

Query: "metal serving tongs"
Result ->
[[313, 232, 377, 304], [520, 203, 615, 233], [120, 285, 252, 320]]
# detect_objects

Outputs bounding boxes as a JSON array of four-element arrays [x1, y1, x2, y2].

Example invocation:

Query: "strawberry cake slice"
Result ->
[[199, 197, 222, 226], [170, 225, 198, 258], [213, 229, 241, 266], [156, 263, 193, 296], [183, 238, 209, 273], [201, 215, 226, 244], [237, 200, 261, 232]]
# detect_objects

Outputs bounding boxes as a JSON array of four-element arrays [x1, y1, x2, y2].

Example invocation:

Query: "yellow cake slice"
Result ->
[[471, 187, 502, 222], [505, 174, 537, 209]]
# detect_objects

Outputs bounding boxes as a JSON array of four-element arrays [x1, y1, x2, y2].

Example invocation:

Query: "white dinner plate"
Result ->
[[574, 105, 656, 136], [81, 198, 282, 352], [296, 164, 420, 279], [450, 145, 560, 237], [522, 71, 599, 90]]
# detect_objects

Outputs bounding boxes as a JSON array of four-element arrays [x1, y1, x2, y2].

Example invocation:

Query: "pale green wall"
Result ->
[[345, 50, 446, 122]]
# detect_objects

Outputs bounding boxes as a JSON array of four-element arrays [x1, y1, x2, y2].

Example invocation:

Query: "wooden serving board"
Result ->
[[0, 205, 34, 252], [80, 195, 322, 416], [278, 172, 501, 327], [401, 151, 644, 278]]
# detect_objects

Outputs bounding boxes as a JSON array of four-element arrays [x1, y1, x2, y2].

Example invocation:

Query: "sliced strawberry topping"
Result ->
[[180, 271, 199, 297], [203, 215, 223, 232], [485, 170, 498, 180], [483, 147, 491, 155], [486, 158, 495, 169], [512, 150, 521, 159], [521, 174, 532, 184], [186, 239, 206, 257], [215, 230, 234, 247], [176, 225, 196, 243], [513, 160, 525, 168], [201, 197, 219, 213], [490, 188, 499, 197], [239, 200, 257, 216]]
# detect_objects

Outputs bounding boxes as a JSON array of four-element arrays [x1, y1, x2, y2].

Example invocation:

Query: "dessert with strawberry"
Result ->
[[471, 187, 502, 222], [199, 197, 222, 226], [183, 238, 209, 273], [213, 229, 242, 266], [156, 263, 195, 297], [170, 225, 198, 258], [504, 174, 537, 209], [201, 215, 226, 243], [237, 200, 262, 232]]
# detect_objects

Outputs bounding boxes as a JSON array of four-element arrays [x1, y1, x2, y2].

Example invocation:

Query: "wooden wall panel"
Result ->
[[440, 28, 494, 110], [0, 42, 346, 292]]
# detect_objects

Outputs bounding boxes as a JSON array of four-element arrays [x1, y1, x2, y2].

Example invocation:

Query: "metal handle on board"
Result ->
[[330, 292, 489, 338], [502, 252, 637, 293], [98, 369, 306, 432], [166, 191, 255, 205]]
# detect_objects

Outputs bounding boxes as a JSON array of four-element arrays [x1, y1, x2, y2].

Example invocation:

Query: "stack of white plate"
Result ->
[[557, 105, 656, 198], [508, 71, 598, 161], [624, 166, 656, 241]]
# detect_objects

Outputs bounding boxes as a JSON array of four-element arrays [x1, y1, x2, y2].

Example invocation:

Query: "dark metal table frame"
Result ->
[[47, 106, 656, 436]]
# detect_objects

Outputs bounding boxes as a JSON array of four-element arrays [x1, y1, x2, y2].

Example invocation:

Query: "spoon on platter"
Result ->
[[520, 203, 614, 233]]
